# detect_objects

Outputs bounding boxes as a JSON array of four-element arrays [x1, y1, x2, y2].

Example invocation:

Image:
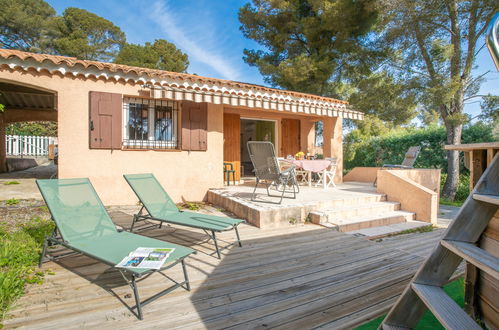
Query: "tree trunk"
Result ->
[[442, 120, 462, 200]]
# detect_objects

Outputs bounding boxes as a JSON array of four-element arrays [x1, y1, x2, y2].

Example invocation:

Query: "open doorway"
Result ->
[[0, 80, 57, 177], [240, 118, 276, 176]]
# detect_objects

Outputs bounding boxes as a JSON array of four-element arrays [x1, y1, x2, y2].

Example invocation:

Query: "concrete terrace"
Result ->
[[208, 182, 385, 227], [3, 207, 461, 329], [208, 182, 431, 235]]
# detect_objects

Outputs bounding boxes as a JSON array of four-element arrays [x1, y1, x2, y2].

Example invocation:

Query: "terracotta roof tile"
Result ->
[[0, 49, 348, 105]]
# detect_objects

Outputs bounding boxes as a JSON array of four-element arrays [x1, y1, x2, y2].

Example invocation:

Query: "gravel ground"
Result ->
[[0, 199, 50, 233]]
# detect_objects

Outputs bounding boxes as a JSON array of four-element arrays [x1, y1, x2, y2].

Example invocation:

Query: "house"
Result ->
[[0, 49, 363, 205]]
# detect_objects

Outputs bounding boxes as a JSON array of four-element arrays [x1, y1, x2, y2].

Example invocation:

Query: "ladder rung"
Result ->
[[441, 240, 499, 279], [473, 193, 499, 205], [411, 283, 480, 330]]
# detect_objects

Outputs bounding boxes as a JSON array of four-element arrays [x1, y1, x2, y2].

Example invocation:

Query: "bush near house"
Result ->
[[438, 173, 471, 206], [0, 204, 54, 322], [344, 122, 495, 171], [344, 122, 494, 205]]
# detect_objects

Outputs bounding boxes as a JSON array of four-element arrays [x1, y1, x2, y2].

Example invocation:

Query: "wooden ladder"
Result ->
[[381, 153, 499, 329]]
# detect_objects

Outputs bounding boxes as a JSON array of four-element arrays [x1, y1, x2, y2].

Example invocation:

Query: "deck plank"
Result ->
[[4, 212, 454, 329]]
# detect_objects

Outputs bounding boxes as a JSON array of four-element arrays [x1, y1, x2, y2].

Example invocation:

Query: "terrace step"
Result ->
[[316, 210, 415, 232], [309, 201, 403, 227], [346, 220, 431, 239]]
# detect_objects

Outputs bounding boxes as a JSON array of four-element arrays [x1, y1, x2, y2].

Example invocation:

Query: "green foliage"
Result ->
[[479, 94, 499, 124], [178, 202, 202, 211], [355, 277, 465, 329], [440, 198, 464, 207], [0, 103, 4, 112], [0, 0, 56, 52], [0, 0, 190, 73], [440, 173, 470, 204], [52, 7, 126, 61], [348, 72, 417, 125], [386, 225, 433, 237], [0, 216, 54, 320], [6, 121, 57, 136], [5, 198, 19, 206], [115, 39, 189, 72], [344, 122, 495, 172], [239, 0, 379, 95], [371, 0, 496, 199], [3, 181, 20, 185]]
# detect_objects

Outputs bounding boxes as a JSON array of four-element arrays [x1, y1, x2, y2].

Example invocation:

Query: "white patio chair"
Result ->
[[315, 157, 337, 188], [295, 168, 309, 185]]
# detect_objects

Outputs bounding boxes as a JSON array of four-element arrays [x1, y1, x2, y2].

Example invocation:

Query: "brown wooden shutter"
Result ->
[[89, 92, 122, 150], [181, 101, 208, 151]]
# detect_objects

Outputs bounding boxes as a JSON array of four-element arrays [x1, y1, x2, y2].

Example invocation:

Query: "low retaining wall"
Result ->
[[377, 170, 439, 223], [343, 167, 380, 183], [344, 167, 441, 223]]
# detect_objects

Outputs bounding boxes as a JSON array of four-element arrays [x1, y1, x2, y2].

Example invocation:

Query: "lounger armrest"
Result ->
[[281, 164, 296, 175]]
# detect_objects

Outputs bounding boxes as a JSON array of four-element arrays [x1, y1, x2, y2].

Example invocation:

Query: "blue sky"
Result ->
[[46, 0, 497, 119]]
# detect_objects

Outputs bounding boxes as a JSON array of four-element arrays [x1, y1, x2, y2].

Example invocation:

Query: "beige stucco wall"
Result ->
[[0, 69, 224, 205], [323, 117, 343, 183], [344, 167, 380, 183]]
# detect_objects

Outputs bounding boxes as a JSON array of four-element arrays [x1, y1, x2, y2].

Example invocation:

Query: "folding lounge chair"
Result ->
[[247, 141, 299, 204], [123, 173, 245, 259], [36, 178, 195, 320], [374, 146, 421, 186]]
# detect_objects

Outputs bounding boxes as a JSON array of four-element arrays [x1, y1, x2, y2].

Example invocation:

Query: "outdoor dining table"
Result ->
[[284, 159, 333, 189]]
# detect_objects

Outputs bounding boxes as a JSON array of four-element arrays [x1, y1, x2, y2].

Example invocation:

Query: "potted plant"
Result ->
[[295, 151, 305, 160]]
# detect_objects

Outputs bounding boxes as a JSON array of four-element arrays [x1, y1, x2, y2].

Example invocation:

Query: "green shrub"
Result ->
[[344, 122, 495, 172], [0, 217, 54, 321], [3, 181, 20, 185], [5, 198, 19, 206], [440, 173, 471, 205], [178, 202, 202, 211]]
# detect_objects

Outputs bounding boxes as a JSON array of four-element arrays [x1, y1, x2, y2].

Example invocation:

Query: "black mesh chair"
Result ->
[[247, 141, 299, 204]]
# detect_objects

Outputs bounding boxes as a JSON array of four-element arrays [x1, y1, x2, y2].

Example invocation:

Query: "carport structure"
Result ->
[[0, 81, 57, 172]]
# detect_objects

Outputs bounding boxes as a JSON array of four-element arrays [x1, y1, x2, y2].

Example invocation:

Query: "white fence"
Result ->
[[6, 135, 56, 156]]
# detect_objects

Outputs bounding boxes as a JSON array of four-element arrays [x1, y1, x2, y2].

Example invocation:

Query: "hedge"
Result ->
[[344, 122, 495, 172]]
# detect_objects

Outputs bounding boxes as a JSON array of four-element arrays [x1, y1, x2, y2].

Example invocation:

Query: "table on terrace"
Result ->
[[284, 159, 334, 189]]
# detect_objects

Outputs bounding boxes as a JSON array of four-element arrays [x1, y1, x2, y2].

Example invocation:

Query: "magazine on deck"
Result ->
[[116, 247, 175, 270]]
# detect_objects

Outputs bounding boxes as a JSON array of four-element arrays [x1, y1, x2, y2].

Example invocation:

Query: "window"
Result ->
[[123, 98, 179, 149]]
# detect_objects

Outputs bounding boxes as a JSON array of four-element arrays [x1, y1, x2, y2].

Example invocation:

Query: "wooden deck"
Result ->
[[4, 210, 456, 329]]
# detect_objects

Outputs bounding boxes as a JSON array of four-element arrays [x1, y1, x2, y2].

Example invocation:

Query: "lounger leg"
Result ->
[[181, 259, 191, 291], [235, 225, 242, 247], [212, 230, 221, 259], [131, 275, 143, 320], [251, 178, 259, 201], [39, 237, 48, 268], [130, 214, 137, 232], [278, 181, 286, 204]]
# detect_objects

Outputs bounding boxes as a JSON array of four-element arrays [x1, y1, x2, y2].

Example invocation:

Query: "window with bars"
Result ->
[[123, 98, 179, 149]]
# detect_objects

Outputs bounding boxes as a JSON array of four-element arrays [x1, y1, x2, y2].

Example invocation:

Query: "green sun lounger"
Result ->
[[36, 178, 195, 320], [124, 173, 245, 259]]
